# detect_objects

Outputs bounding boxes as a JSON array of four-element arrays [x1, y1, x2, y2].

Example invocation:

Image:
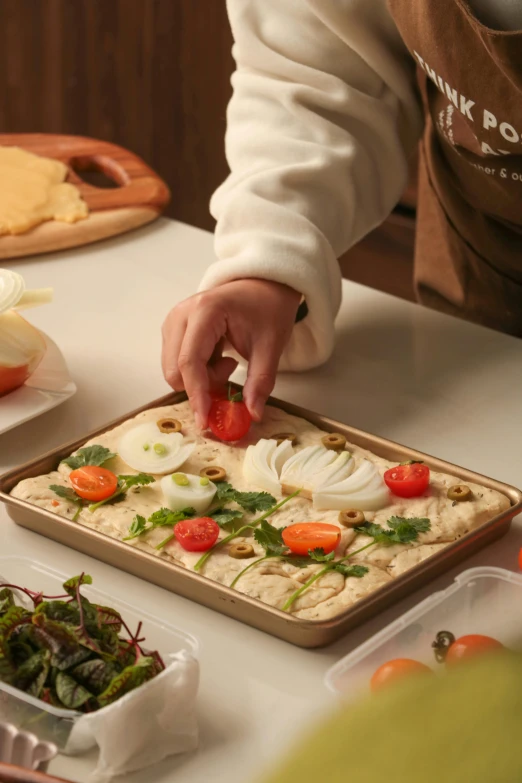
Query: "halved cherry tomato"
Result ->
[[445, 634, 504, 666], [370, 658, 433, 692], [282, 522, 341, 556], [173, 517, 220, 552], [518, 547, 522, 571], [384, 463, 430, 498], [208, 390, 251, 442], [69, 466, 118, 502]]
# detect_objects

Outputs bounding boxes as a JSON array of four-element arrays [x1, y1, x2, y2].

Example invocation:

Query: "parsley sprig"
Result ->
[[281, 516, 431, 612], [62, 445, 117, 470], [193, 490, 301, 573], [88, 474, 155, 512], [123, 507, 196, 549], [50, 473, 155, 518], [48, 485, 84, 522]]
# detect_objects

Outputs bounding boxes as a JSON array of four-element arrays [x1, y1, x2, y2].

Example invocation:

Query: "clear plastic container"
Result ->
[[325, 567, 522, 698], [0, 556, 199, 753]]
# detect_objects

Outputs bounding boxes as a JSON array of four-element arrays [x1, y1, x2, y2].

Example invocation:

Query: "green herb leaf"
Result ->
[[209, 508, 244, 530], [97, 656, 155, 708], [62, 445, 117, 470], [72, 659, 120, 696], [332, 563, 369, 578], [234, 490, 277, 514], [124, 515, 147, 541], [148, 507, 195, 527], [119, 473, 156, 490], [94, 605, 123, 634], [0, 588, 15, 615], [214, 481, 237, 503], [308, 548, 335, 563], [12, 650, 50, 694], [63, 574, 93, 598], [124, 507, 195, 541], [49, 485, 82, 504], [55, 671, 94, 709], [31, 615, 90, 670], [354, 517, 431, 546], [214, 481, 276, 514], [254, 520, 288, 556]]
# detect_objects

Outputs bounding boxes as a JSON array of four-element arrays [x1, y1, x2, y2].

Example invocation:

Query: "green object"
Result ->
[[200, 476, 210, 486], [142, 444, 150, 452], [153, 443, 167, 456], [0, 574, 165, 713], [172, 473, 189, 486], [262, 652, 522, 783], [61, 445, 117, 470]]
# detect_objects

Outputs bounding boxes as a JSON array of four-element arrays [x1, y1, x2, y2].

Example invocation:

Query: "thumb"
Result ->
[[242, 339, 282, 422]]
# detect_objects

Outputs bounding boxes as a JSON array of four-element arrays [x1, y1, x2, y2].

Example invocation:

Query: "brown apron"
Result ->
[[387, 0, 522, 335]]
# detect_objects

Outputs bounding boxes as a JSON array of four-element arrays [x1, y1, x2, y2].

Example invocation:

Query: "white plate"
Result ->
[[0, 332, 76, 435]]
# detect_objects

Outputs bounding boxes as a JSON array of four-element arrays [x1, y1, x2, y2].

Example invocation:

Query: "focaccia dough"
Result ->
[[0, 146, 88, 236], [11, 401, 511, 621]]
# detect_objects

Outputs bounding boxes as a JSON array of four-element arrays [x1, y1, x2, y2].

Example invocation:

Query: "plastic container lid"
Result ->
[[325, 566, 522, 698]]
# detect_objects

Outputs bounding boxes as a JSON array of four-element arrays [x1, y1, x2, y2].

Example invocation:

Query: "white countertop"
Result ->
[[1, 218, 521, 783]]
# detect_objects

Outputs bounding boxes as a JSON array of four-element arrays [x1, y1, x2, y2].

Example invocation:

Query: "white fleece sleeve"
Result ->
[[199, 0, 423, 371]]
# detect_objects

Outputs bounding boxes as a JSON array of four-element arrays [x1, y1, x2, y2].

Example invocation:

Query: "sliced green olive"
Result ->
[[447, 484, 472, 502], [339, 509, 365, 527], [200, 476, 210, 487], [229, 543, 255, 559], [172, 473, 189, 486], [142, 444, 150, 451], [157, 417, 182, 434], [321, 432, 347, 451], [271, 432, 298, 446], [153, 443, 168, 456], [200, 466, 226, 482]]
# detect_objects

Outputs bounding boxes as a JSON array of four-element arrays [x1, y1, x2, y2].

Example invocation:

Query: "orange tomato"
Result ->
[[370, 658, 433, 692], [282, 522, 341, 556], [69, 466, 118, 502], [445, 634, 504, 666]]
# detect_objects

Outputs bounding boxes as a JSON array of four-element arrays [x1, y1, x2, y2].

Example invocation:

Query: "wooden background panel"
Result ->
[[0, 0, 234, 231], [0, 0, 416, 300]]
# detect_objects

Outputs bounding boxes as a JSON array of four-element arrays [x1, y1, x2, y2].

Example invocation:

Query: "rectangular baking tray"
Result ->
[[324, 566, 522, 698], [1, 391, 521, 649]]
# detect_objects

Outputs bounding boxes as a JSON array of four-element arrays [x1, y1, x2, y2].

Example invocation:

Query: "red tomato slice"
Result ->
[[208, 396, 252, 442], [370, 658, 433, 692], [445, 634, 504, 666], [69, 466, 118, 502], [173, 517, 220, 552], [282, 522, 341, 556], [383, 463, 430, 498], [518, 547, 522, 571]]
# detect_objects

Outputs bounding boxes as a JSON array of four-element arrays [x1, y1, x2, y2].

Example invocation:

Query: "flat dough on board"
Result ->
[[0, 146, 88, 236]]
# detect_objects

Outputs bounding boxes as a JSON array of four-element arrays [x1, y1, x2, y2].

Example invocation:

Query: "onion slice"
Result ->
[[243, 438, 293, 496], [0, 269, 53, 315], [119, 422, 195, 475]]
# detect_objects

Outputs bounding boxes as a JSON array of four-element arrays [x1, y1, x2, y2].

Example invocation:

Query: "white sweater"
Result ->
[[199, 0, 520, 371]]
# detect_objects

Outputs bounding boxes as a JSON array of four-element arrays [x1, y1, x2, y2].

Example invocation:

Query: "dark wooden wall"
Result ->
[[0, 0, 416, 301]]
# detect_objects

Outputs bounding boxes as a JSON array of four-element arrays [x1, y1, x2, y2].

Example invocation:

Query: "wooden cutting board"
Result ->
[[0, 133, 171, 260]]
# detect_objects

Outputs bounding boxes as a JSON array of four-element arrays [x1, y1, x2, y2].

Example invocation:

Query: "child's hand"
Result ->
[[161, 279, 301, 428]]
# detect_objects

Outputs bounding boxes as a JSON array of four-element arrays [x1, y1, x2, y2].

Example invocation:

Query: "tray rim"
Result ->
[[1, 389, 521, 647]]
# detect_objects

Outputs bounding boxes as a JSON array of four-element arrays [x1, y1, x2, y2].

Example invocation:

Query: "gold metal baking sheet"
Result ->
[[1, 391, 521, 648]]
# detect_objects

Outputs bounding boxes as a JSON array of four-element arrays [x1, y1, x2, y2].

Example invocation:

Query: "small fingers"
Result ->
[[161, 308, 188, 390], [242, 339, 282, 421], [177, 305, 226, 428]]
